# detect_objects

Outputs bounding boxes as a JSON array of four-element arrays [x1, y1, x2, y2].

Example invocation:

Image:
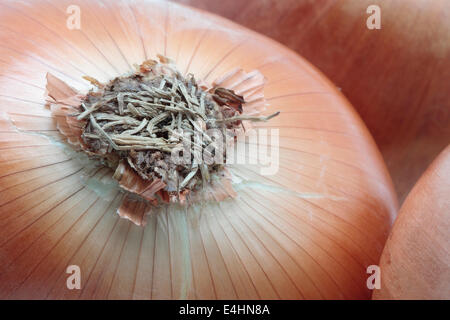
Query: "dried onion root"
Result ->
[[47, 55, 278, 223]]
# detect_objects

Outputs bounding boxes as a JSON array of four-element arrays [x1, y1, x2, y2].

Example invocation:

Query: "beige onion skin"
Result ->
[[0, 0, 397, 299], [373, 145, 450, 300]]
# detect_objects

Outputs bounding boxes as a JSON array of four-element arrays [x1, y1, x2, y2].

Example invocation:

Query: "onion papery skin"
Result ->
[[0, 0, 397, 299], [373, 145, 450, 300], [174, 0, 450, 203]]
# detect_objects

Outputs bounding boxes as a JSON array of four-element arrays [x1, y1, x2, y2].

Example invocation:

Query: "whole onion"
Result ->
[[373, 145, 450, 299], [0, 0, 397, 299]]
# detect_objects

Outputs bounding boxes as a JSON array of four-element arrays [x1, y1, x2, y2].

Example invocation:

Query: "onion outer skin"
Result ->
[[373, 145, 450, 300], [0, 0, 397, 299]]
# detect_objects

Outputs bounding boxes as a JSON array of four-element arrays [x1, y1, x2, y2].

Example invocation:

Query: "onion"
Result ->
[[373, 145, 450, 299], [176, 0, 450, 203], [0, 0, 397, 299]]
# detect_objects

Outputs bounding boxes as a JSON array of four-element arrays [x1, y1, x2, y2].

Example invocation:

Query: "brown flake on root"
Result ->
[[46, 73, 87, 150], [117, 195, 151, 226], [113, 160, 165, 203], [211, 87, 245, 113]]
